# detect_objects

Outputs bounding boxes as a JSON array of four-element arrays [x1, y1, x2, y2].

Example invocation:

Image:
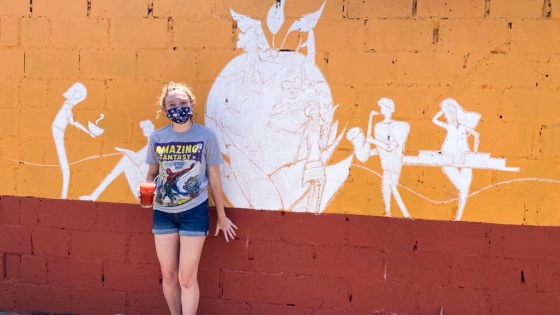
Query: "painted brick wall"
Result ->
[[2, 196, 560, 315], [2, 0, 560, 314], [0, 0, 559, 224]]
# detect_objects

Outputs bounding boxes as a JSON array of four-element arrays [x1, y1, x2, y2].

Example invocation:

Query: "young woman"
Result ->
[[432, 97, 481, 221], [145, 82, 237, 315]]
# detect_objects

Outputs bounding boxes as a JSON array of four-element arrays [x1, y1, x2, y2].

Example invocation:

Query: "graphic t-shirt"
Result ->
[[146, 123, 223, 213]]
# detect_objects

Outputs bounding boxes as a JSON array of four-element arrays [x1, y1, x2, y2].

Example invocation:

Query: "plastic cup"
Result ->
[[139, 182, 156, 208]]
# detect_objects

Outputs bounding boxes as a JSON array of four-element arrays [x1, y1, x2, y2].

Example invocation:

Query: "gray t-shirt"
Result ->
[[146, 123, 223, 213]]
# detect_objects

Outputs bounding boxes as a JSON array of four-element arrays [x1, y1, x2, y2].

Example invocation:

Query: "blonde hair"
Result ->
[[156, 82, 196, 118]]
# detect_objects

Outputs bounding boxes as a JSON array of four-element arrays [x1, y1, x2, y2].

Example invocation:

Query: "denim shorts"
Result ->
[[152, 200, 209, 236]]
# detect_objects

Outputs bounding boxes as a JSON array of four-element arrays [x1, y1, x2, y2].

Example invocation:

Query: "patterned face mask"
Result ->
[[166, 107, 192, 124]]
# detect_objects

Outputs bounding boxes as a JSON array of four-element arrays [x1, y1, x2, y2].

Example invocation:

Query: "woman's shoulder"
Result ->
[[195, 123, 218, 136], [149, 125, 172, 140]]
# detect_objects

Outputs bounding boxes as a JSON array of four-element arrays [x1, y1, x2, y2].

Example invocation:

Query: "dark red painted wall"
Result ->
[[1, 195, 560, 315]]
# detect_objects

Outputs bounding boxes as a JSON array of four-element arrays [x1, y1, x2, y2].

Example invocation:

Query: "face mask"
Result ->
[[166, 107, 192, 124]]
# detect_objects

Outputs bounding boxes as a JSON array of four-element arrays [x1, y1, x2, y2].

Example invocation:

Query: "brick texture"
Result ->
[[1, 0, 560, 314], [0, 198, 558, 314]]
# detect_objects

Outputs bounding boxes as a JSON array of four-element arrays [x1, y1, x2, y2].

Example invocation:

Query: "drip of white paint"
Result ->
[[383, 264, 387, 280]]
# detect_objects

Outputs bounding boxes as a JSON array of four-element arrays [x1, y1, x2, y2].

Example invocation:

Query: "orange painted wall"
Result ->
[[1, 0, 560, 225]]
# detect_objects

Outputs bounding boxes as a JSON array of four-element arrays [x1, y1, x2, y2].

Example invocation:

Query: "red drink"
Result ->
[[139, 182, 156, 208]]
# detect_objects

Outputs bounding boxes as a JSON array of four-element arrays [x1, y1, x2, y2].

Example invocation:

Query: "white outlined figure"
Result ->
[[206, 0, 352, 213], [79, 120, 155, 201], [347, 98, 410, 217], [301, 103, 327, 214], [52, 82, 101, 199], [402, 98, 519, 221], [433, 98, 480, 221]]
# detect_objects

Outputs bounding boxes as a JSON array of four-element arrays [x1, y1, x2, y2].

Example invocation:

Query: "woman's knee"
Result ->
[[160, 268, 179, 285], [178, 269, 198, 289]]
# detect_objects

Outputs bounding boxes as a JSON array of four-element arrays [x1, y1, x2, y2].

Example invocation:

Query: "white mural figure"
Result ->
[[347, 98, 410, 217], [52, 82, 104, 199], [402, 98, 519, 221], [205, 0, 352, 213], [79, 120, 155, 201], [302, 104, 326, 214], [433, 98, 479, 220]]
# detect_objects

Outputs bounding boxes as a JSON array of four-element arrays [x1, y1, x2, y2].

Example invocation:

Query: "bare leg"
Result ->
[[154, 234, 181, 315], [179, 236, 206, 315], [306, 182, 319, 214], [388, 172, 409, 218], [123, 163, 147, 197], [54, 134, 70, 199], [305, 167, 325, 214], [443, 166, 462, 189], [443, 166, 473, 221], [381, 173, 392, 217], [80, 157, 128, 201], [455, 168, 472, 221]]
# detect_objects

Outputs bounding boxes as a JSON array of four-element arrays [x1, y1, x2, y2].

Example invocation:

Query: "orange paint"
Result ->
[[0, 0, 558, 226]]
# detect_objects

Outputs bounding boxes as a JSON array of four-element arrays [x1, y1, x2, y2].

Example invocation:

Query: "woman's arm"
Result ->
[[432, 110, 447, 129], [366, 110, 378, 140], [66, 106, 96, 137], [208, 165, 226, 219], [366, 137, 396, 151], [466, 127, 480, 152], [146, 164, 159, 182], [208, 165, 237, 242]]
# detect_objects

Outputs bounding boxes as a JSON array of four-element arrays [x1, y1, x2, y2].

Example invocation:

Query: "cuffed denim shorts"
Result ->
[[152, 200, 209, 237]]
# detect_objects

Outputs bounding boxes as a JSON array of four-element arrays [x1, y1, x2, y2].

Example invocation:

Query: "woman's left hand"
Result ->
[[215, 216, 238, 242]]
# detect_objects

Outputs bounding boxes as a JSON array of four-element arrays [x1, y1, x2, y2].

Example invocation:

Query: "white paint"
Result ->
[[383, 263, 387, 280], [52, 82, 100, 199], [354, 164, 560, 205], [206, 0, 351, 213], [79, 120, 155, 201], [95, 114, 104, 125], [88, 114, 105, 136], [403, 98, 518, 221], [347, 98, 410, 217], [11, 153, 120, 167], [350, 97, 520, 220], [266, 0, 285, 48]]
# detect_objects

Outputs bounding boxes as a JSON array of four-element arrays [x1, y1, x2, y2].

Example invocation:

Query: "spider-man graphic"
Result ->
[[162, 163, 195, 204]]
